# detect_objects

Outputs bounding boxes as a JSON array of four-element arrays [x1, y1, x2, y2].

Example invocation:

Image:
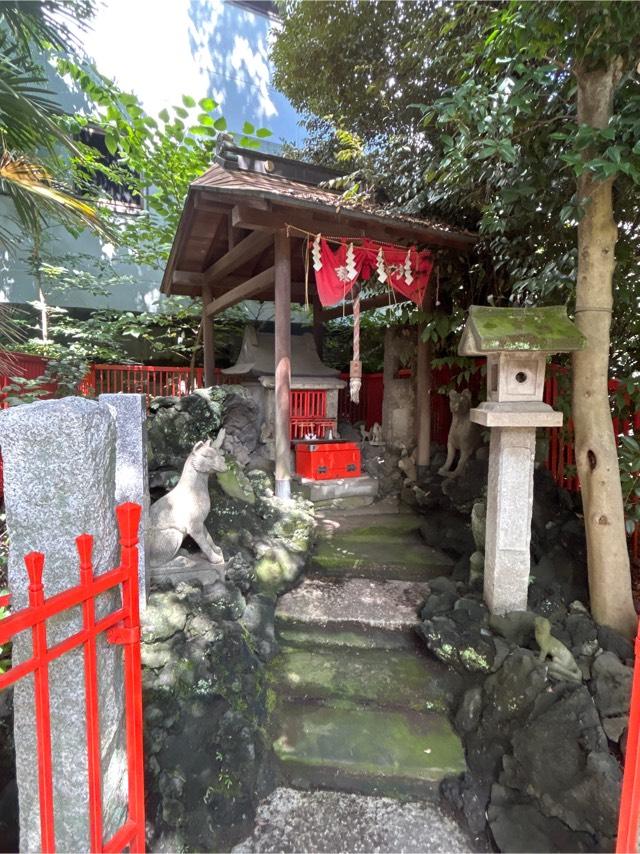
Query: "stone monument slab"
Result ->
[[0, 397, 127, 851], [99, 393, 149, 608]]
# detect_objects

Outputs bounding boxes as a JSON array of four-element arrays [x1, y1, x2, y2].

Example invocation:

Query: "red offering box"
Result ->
[[295, 441, 361, 480]]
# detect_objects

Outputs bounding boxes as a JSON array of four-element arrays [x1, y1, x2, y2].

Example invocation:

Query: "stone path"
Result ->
[[254, 508, 471, 850], [233, 788, 474, 853]]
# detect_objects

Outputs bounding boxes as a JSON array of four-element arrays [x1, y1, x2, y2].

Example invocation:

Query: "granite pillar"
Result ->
[[483, 426, 536, 614], [99, 393, 149, 609], [0, 397, 127, 852]]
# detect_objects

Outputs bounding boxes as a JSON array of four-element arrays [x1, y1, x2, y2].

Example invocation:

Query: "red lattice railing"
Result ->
[[80, 364, 241, 399], [0, 502, 145, 853]]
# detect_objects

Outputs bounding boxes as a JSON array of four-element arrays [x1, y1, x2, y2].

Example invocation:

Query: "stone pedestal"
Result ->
[[483, 427, 536, 613], [0, 397, 127, 852], [99, 393, 149, 609]]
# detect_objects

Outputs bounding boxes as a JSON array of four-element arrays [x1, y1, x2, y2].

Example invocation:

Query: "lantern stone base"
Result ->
[[471, 401, 562, 428], [482, 425, 536, 614]]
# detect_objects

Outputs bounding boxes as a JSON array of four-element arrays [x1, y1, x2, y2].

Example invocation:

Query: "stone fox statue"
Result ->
[[149, 431, 227, 567], [438, 388, 483, 479]]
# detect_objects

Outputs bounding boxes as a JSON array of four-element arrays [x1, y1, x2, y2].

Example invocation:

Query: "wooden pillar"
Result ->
[[202, 285, 215, 386], [274, 231, 292, 498], [416, 289, 434, 479], [312, 292, 324, 359]]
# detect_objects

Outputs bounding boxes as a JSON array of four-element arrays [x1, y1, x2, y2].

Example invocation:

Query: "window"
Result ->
[[77, 127, 143, 214]]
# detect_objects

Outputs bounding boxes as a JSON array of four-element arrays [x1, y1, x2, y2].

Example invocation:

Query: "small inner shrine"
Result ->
[[161, 135, 477, 499]]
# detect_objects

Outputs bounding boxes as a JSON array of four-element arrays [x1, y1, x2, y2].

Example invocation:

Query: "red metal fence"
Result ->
[[80, 364, 241, 399], [0, 502, 145, 853]]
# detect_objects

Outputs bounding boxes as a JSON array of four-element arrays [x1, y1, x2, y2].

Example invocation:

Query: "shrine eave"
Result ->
[[161, 154, 478, 302]]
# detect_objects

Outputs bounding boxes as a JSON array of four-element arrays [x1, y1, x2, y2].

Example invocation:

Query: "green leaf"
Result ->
[[158, 108, 170, 123], [242, 121, 255, 135], [256, 127, 272, 138], [477, 146, 497, 160], [104, 132, 118, 155], [182, 94, 196, 108], [199, 97, 217, 111], [213, 117, 227, 131]]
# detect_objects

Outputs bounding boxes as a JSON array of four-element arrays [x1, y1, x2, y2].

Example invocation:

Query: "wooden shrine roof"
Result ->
[[161, 138, 478, 311]]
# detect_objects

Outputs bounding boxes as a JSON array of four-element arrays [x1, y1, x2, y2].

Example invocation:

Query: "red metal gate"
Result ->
[[0, 502, 145, 853]]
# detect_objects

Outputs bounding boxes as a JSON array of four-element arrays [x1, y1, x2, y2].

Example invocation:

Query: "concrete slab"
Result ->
[[311, 520, 453, 581], [233, 787, 475, 853], [272, 703, 466, 799], [296, 475, 379, 502], [276, 577, 430, 650], [150, 550, 225, 593], [269, 645, 462, 714]]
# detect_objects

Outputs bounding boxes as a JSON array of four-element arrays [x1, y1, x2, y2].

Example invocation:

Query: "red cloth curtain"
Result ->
[[312, 237, 433, 308]]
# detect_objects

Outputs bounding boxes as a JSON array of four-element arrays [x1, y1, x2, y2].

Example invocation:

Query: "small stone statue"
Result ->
[[398, 448, 417, 483], [369, 422, 384, 445], [149, 431, 227, 568], [534, 616, 582, 683], [438, 389, 482, 478]]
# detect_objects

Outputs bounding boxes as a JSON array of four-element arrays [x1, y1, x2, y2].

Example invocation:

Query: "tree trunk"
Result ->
[[573, 61, 636, 637]]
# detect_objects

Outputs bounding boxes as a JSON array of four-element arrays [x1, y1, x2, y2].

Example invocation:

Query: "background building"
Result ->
[[0, 0, 303, 317]]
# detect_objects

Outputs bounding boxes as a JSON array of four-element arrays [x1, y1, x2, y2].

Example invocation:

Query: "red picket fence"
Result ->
[[0, 502, 145, 853], [80, 364, 242, 399], [338, 363, 482, 444]]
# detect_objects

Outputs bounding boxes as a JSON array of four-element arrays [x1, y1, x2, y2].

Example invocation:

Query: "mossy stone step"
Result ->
[[273, 702, 465, 800], [268, 646, 462, 714], [311, 521, 453, 582], [275, 577, 428, 651]]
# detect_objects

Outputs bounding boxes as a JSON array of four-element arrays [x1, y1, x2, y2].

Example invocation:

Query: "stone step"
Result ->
[[268, 645, 461, 714], [310, 515, 453, 581], [272, 702, 465, 800], [275, 577, 429, 650], [296, 475, 379, 504], [232, 787, 474, 853]]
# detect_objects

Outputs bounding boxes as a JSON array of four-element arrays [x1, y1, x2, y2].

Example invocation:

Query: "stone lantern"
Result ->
[[459, 306, 586, 614]]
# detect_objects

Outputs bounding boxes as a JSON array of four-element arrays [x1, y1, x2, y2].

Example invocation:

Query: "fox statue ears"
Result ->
[[193, 428, 226, 453], [449, 388, 471, 401]]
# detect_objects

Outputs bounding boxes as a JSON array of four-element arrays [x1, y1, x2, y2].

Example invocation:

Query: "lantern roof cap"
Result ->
[[458, 305, 586, 356]]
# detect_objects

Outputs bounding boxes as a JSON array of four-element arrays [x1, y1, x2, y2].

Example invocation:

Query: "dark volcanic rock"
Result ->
[[590, 652, 632, 742], [418, 615, 496, 674], [419, 510, 475, 557], [488, 785, 595, 853], [501, 686, 619, 843], [441, 458, 488, 514], [597, 625, 634, 662]]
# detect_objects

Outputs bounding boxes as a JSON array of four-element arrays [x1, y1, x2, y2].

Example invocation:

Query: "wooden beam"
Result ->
[[274, 231, 292, 499], [232, 203, 477, 251], [202, 285, 215, 385], [202, 229, 274, 287], [172, 270, 204, 288], [321, 293, 409, 321], [205, 266, 275, 316], [312, 292, 324, 359]]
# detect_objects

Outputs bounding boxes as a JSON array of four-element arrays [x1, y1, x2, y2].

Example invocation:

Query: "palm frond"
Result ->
[[0, 1, 93, 58], [0, 40, 78, 155], [0, 150, 114, 243]]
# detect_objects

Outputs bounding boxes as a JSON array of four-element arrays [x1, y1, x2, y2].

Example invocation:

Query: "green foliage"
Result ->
[[273, 1, 640, 374], [619, 436, 640, 536], [0, 0, 108, 246]]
